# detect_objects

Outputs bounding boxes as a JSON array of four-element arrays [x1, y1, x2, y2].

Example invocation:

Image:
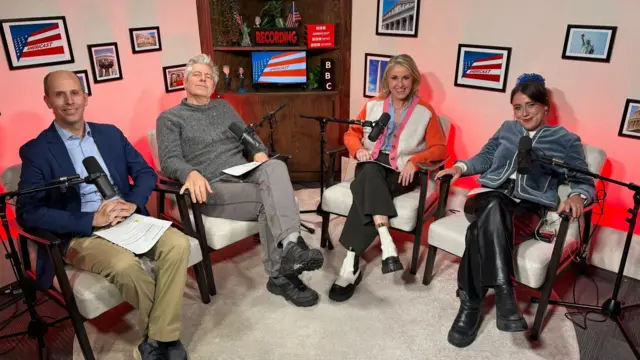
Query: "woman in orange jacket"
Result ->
[[329, 54, 447, 302]]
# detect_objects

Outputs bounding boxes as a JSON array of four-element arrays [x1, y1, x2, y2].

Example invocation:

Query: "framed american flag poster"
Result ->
[[454, 44, 512, 92], [0, 16, 74, 70]]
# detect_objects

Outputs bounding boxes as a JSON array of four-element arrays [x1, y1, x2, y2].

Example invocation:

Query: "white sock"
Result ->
[[334, 250, 360, 287], [377, 226, 397, 259], [282, 232, 300, 249]]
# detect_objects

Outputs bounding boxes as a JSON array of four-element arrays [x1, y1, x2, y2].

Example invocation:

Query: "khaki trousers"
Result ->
[[64, 227, 190, 342]]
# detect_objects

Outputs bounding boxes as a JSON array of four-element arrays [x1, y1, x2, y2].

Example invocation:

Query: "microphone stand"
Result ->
[[0, 175, 97, 360], [299, 116, 374, 215], [249, 103, 287, 154], [530, 154, 640, 359]]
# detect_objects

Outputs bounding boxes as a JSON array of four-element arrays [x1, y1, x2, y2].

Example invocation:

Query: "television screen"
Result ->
[[251, 51, 307, 84]]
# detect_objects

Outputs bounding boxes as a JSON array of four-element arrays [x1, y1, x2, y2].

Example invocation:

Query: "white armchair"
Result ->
[[148, 129, 260, 296], [422, 144, 606, 340], [319, 116, 451, 275], [1, 164, 209, 360]]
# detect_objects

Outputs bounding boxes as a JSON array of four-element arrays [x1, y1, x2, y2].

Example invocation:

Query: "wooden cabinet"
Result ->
[[195, 0, 352, 182]]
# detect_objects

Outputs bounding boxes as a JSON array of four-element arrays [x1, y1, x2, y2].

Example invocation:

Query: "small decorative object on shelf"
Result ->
[[259, 0, 285, 28], [255, 16, 261, 28], [321, 59, 336, 91], [238, 17, 252, 46], [214, 0, 242, 46], [223, 65, 232, 91], [237, 66, 247, 93], [285, 1, 302, 28], [305, 24, 335, 49]]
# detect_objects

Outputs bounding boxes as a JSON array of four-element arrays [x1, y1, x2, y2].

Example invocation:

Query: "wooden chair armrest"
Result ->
[[416, 158, 449, 173], [156, 170, 181, 186], [19, 228, 61, 246], [153, 183, 188, 196]]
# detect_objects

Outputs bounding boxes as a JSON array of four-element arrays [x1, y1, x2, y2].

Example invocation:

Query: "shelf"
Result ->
[[221, 90, 339, 96], [214, 46, 338, 52]]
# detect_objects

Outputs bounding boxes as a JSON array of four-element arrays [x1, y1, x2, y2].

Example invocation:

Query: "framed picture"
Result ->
[[73, 69, 92, 96], [87, 42, 122, 83], [129, 26, 162, 53], [454, 44, 512, 93], [163, 64, 186, 93], [618, 98, 640, 140], [562, 25, 617, 62], [363, 53, 392, 98], [0, 16, 74, 70], [376, 0, 421, 37]]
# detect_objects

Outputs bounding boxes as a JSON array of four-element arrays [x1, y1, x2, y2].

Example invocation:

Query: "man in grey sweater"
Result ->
[[156, 54, 323, 307]]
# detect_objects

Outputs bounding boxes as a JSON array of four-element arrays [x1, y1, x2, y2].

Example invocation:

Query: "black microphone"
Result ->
[[516, 135, 533, 175], [228, 122, 262, 153], [82, 156, 119, 201], [367, 112, 391, 142]]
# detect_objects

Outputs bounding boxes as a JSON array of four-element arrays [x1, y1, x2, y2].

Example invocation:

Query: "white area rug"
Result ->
[[73, 189, 579, 359]]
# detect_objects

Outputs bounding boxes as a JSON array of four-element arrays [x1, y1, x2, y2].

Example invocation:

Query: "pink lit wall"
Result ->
[[0, 0, 201, 175]]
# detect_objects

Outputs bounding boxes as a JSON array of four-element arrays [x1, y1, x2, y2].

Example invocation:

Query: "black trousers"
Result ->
[[458, 183, 545, 302], [339, 153, 418, 254]]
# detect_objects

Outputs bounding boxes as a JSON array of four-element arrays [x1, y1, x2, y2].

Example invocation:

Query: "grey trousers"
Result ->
[[201, 159, 300, 277]]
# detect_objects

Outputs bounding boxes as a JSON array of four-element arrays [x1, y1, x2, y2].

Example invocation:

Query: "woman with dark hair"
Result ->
[[437, 73, 596, 347]]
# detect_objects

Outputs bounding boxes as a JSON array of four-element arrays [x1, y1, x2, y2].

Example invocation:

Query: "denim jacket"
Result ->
[[458, 120, 595, 208]]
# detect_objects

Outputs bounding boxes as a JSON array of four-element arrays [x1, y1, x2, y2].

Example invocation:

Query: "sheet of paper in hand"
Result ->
[[223, 154, 281, 177], [93, 214, 172, 254]]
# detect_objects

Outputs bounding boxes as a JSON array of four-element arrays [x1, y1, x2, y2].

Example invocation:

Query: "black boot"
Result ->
[[494, 285, 528, 332], [447, 290, 484, 348]]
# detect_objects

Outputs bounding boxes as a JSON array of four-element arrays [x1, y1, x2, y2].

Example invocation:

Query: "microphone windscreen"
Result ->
[[82, 156, 102, 175], [228, 122, 245, 139], [518, 135, 532, 151], [378, 112, 391, 126]]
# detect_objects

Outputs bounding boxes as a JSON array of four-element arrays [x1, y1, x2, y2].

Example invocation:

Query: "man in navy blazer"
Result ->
[[17, 70, 189, 360]]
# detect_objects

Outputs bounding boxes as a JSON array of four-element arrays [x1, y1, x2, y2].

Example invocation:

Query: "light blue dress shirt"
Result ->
[[380, 105, 408, 152], [54, 122, 117, 212]]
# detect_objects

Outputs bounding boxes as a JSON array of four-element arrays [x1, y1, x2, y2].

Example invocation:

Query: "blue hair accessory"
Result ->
[[516, 73, 545, 85]]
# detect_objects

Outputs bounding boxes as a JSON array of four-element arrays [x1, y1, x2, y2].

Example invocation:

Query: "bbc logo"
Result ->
[[321, 58, 335, 91]]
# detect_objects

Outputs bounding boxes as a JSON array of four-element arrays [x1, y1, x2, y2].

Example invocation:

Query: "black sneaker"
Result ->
[[267, 274, 319, 307], [133, 338, 165, 360], [280, 237, 324, 275], [165, 340, 189, 360]]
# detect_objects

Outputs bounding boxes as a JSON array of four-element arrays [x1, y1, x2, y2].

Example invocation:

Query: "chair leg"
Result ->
[[410, 173, 429, 275], [422, 246, 438, 286], [202, 252, 217, 296], [320, 211, 333, 250], [49, 246, 95, 360], [69, 304, 95, 360], [530, 218, 570, 340], [410, 225, 423, 275], [193, 263, 211, 304]]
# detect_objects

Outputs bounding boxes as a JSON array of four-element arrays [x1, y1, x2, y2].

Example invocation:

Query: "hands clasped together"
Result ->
[[92, 199, 137, 227]]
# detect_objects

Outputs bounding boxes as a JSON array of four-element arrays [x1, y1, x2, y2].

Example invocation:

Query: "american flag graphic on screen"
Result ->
[[252, 51, 307, 84], [461, 51, 504, 83]]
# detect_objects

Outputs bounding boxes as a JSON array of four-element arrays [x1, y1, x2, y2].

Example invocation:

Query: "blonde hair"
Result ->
[[379, 54, 421, 99], [185, 53, 219, 83]]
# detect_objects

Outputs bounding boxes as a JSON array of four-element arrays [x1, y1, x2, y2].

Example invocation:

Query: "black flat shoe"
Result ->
[[381, 256, 403, 274], [494, 285, 528, 332]]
